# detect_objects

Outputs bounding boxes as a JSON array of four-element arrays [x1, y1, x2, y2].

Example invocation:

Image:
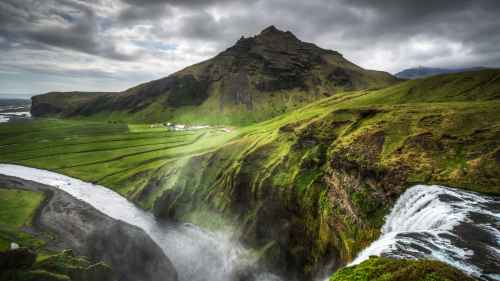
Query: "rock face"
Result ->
[[0, 175, 178, 281], [85, 223, 175, 281], [31, 26, 398, 125]]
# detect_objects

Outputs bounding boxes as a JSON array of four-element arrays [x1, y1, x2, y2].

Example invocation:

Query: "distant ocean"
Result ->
[[0, 93, 33, 100], [0, 94, 32, 123]]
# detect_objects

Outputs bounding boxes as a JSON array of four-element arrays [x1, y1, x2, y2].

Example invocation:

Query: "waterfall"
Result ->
[[350, 185, 500, 281], [0, 164, 281, 281]]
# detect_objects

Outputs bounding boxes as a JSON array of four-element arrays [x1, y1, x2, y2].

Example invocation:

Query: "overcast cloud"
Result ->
[[1, 0, 499, 96]]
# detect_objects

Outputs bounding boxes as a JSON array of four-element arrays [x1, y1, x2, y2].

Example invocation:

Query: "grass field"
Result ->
[[0, 189, 44, 227], [0, 188, 45, 251], [0, 119, 240, 204]]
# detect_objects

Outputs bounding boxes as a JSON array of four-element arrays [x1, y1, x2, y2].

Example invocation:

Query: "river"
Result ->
[[0, 164, 498, 281], [0, 164, 281, 281]]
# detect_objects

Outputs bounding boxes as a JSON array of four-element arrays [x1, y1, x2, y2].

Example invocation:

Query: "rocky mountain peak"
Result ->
[[260, 25, 281, 34], [227, 25, 306, 57], [257, 25, 298, 41]]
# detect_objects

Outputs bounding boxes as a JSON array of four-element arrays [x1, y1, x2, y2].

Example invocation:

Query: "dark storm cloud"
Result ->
[[118, 4, 172, 23], [121, 0, 255, 7], [334, 0, 500, 39], [331, 0, 500, 68], [0, 0, 137, 60], [122, 0, 500, 69], [2, 0, 500, 95], [4, 0, 500, 67]]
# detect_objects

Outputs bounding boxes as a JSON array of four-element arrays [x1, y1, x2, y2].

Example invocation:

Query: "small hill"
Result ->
[[395, 66, 487, 79], [31, 26, 398, 126]]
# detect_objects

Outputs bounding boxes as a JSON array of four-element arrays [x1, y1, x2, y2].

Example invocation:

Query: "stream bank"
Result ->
[[0, 174, 178, 281]]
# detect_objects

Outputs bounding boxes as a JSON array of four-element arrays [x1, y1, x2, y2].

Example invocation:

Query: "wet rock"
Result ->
[[87, 222, 177, 281]]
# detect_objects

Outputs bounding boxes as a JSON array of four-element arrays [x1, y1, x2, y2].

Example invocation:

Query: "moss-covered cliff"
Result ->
[[145, 70, 500, 279]]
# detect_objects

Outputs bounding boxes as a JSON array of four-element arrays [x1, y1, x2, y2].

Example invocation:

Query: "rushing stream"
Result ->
[[351, 184, 500, 281], [0, 164, 281, 281], [0, 164, 499, 281]]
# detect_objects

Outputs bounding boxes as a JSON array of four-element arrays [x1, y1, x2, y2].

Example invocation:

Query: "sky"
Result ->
[[1, 0, 500, 97]]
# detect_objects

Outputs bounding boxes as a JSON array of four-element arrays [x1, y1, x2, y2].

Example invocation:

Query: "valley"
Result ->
[[1, 68, 499, 280]]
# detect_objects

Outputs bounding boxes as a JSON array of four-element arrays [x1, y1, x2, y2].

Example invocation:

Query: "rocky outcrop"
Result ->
[[0, 175, 178, 281]]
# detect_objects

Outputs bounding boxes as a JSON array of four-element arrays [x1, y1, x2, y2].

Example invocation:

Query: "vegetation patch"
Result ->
[[1, 249, 113, 281], [0, 188, 45, 251], [329, 257, 475, 281], [0, 189, 43, 229]]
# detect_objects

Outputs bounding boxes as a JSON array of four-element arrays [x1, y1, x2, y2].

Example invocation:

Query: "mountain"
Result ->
[[31, 26, 398, 126], [395, 66, 488, 79]]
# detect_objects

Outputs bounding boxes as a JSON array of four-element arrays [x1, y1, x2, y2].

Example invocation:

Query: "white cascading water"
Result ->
[[0, 164, 281, 281], [350, 185, 500, 281]]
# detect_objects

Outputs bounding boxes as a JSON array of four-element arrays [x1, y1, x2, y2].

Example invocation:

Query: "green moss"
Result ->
[[0, 189, 44, 228], [329, 257, 475, 281], [0, 188, 46, 251]]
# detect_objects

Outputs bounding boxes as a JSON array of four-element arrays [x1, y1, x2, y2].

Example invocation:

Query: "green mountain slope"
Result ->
[[5, 70, 500, 280], [31, 26, 397, 126]]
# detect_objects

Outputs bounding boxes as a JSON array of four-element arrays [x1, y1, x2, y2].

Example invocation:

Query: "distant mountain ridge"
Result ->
[[395, 66, 488, 79], [31, 26, 398, 126]]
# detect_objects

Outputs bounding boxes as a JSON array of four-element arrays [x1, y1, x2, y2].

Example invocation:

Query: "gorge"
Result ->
[[0, 165, 498, 280]]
